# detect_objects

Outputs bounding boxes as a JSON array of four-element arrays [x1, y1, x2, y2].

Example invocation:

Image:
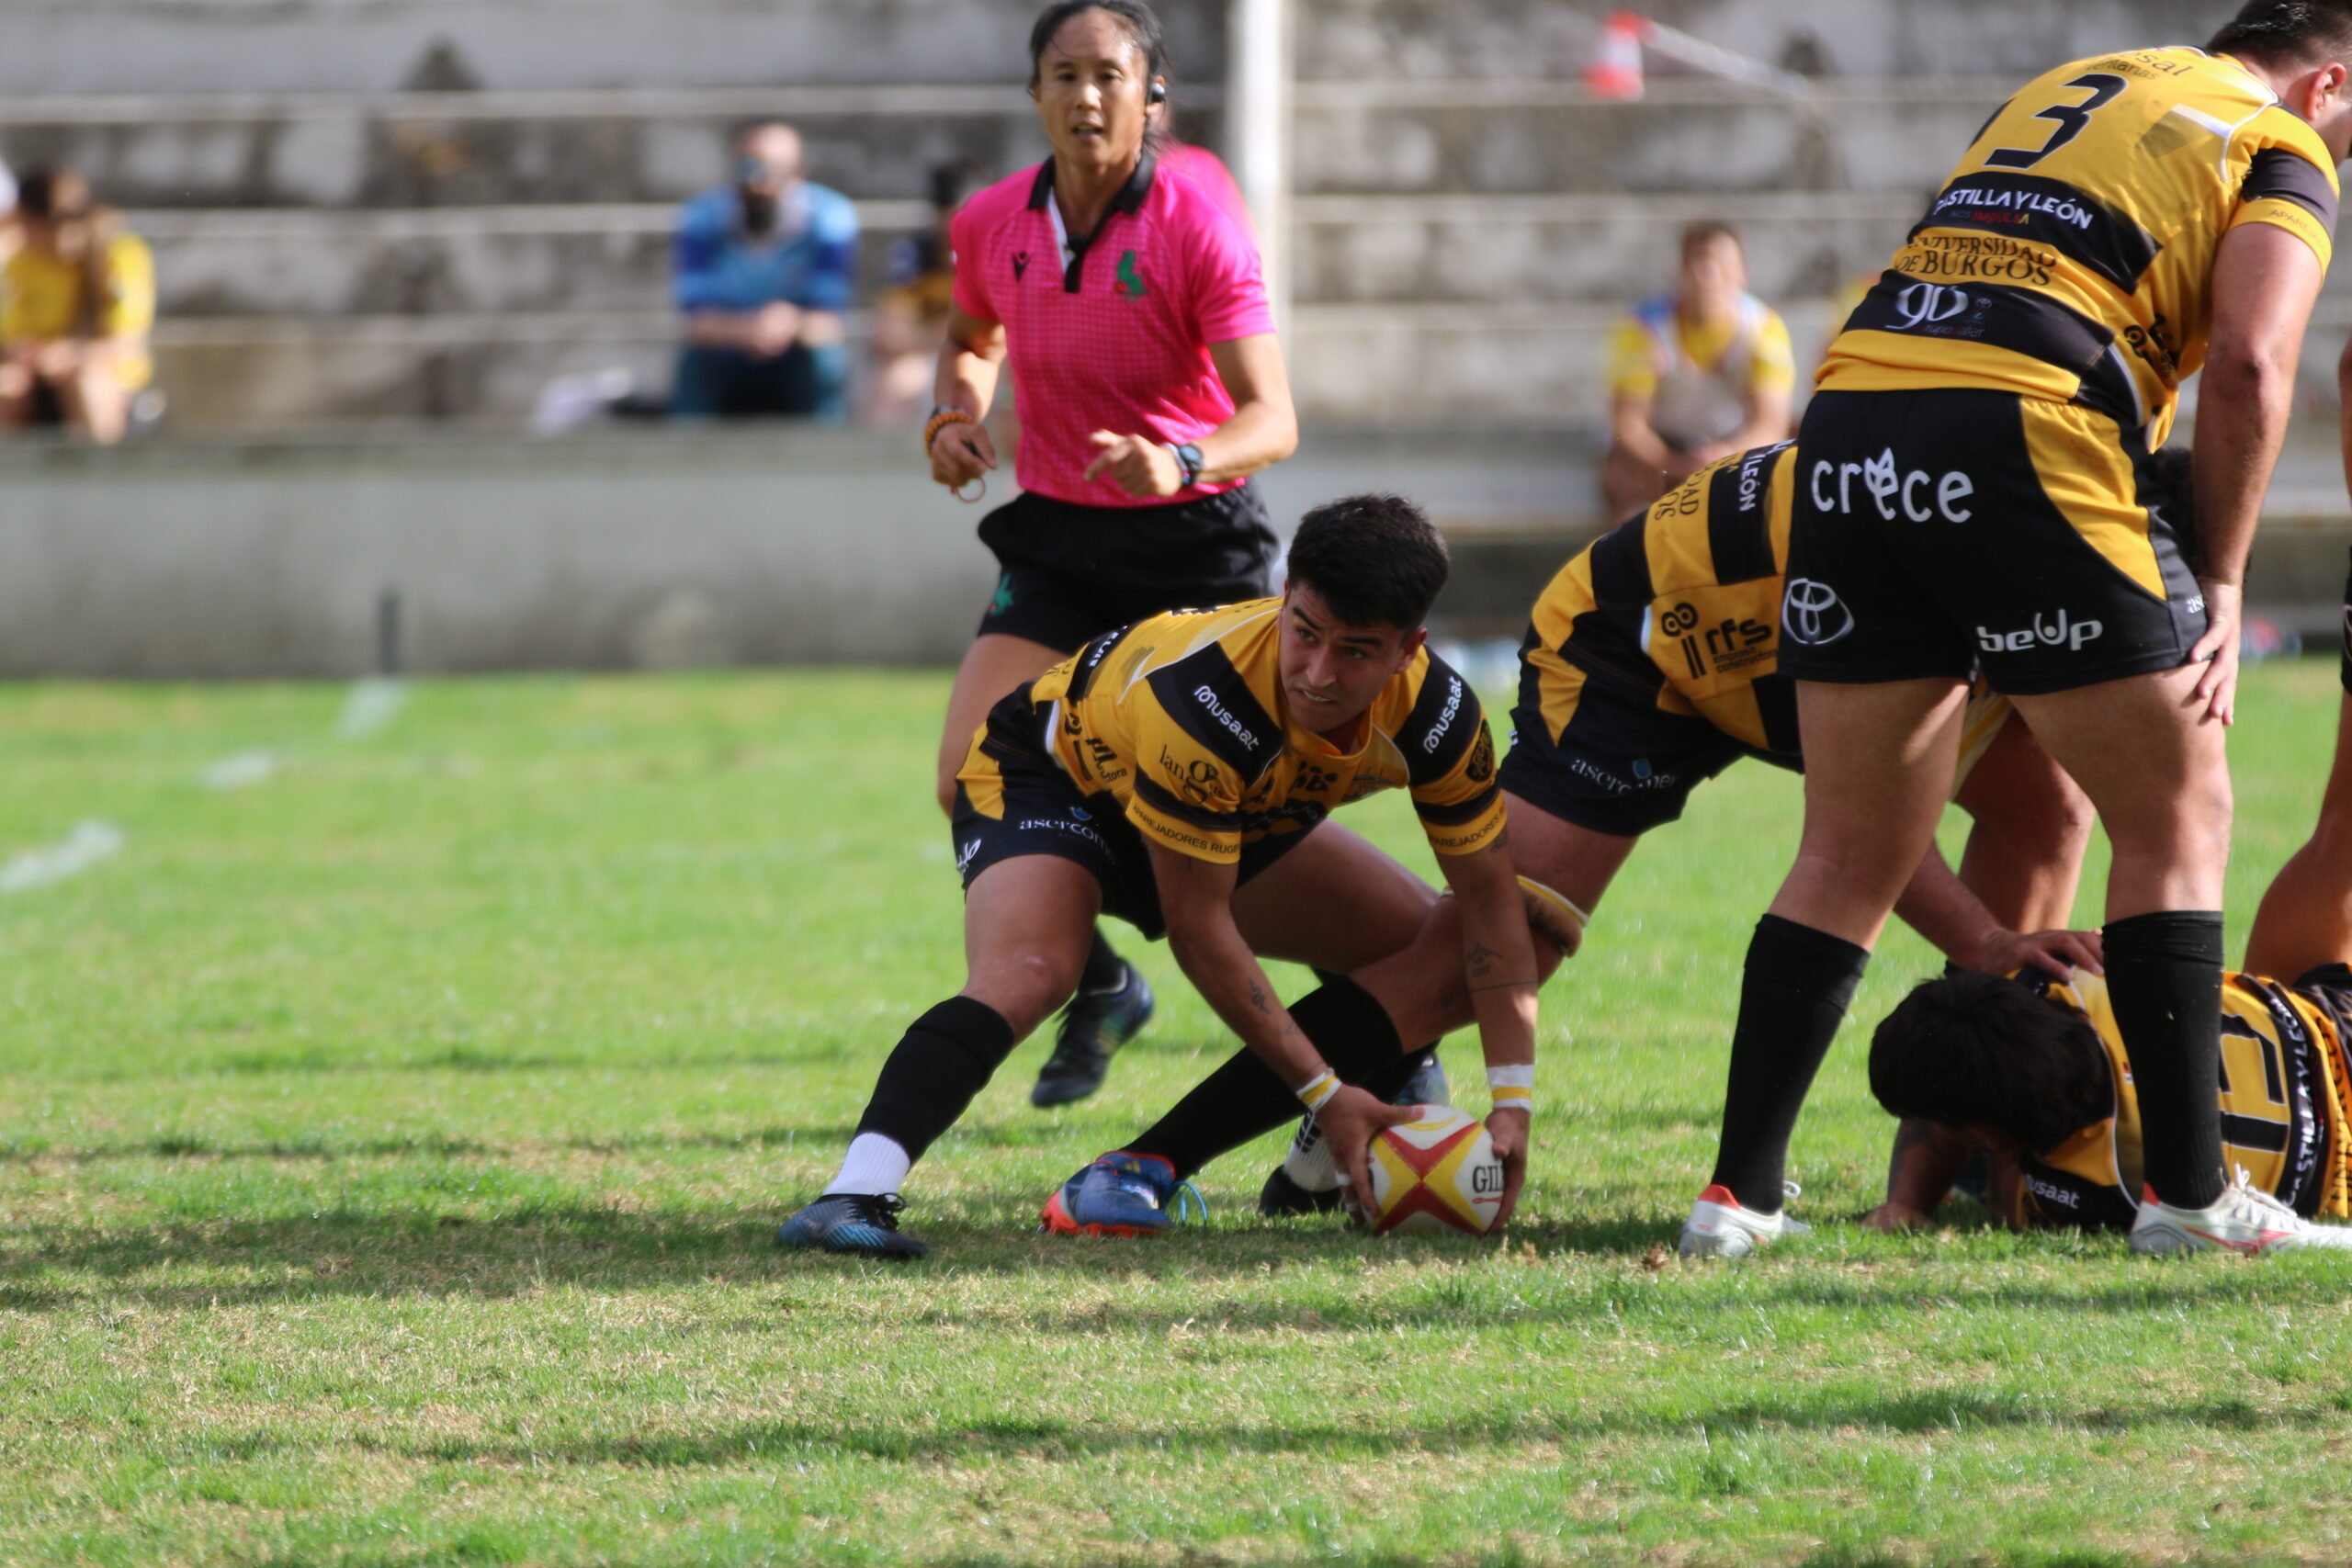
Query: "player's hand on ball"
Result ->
[[1317, 1084, 1417, 1225], [1482, 1104, 1530, 1231], [1082, 432, 1182, 498], [931, 421, 999, 491], [1981, 926, 2103, 982], [2187, 577, 2242, 727]]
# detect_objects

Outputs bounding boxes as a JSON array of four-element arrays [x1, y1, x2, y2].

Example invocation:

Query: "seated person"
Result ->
[[673, 120, 856, 423], [1053, 442, 2101, 1230], [0, 168, 155, 446], [776, 495, 1544, 1258], [860, 163, 966, 428], [1600, 221, 1794, 519], [1867, 546, 2352, 1250]]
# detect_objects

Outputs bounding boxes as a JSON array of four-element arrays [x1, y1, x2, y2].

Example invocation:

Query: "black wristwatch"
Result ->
[[1168, 442, 1205, 487]]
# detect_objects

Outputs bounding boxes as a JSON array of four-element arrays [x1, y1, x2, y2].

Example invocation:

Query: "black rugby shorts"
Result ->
[[1779, 389, 2204, 695], [974, 482, 1279, 653], [949, 686, 1317, 941], [1498, 657, 1788, 839]]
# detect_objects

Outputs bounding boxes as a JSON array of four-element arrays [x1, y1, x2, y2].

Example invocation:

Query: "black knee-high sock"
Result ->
[[1708, 914, 1871, 1213], [1078, 927, 1125, 994], [2105, 910, 2226, 1209], [1126, 977, 1417, 1179], [854, 997, 1018, 1164]]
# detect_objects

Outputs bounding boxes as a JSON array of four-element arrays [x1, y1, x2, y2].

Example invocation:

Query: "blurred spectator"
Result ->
[[1600, 220, 1794, 517], [860, 163, 967, 428], [0, 168, 155, 446], [673, 121, 858, 424], [0, 154, 18, 269]]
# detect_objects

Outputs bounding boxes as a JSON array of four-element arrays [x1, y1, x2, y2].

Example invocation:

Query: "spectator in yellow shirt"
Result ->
[[1600, 220, 1794, 517], [0, 168, 155, 446]]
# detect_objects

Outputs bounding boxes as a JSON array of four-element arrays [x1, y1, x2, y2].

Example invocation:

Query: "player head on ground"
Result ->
[[1866, 969, 2115, 1185]]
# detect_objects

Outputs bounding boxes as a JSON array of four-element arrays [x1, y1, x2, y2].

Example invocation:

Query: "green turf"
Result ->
[[3, 660, 2350, 1567]]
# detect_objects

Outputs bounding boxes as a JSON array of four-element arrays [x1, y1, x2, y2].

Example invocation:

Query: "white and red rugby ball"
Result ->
[[1365, 1107, 1507, 1235]]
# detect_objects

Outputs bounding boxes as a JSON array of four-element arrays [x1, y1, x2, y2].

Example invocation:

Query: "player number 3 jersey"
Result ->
[[1824, 47, 2340, 443], [1030, 599, 1506, 867]]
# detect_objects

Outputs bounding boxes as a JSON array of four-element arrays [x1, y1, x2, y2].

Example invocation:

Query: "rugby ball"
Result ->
[[1364, 1107, 1507, 1235]]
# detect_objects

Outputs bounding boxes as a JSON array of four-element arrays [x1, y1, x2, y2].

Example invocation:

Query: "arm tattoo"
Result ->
[[1248, 977, 1272, 1013], [1465, 942, 1502, 979], [1887, 1117, 1935, 1191]]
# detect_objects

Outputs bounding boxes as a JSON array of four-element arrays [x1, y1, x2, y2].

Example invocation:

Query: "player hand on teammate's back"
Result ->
[[1982, 927, 2104, 983], [1317, 1084, 1419, 1225], [1482, 1105, 1530, 1230], [2188, 579, 2244, 727], [931, 420, 1000, 490], [1083, 431, 1184, 497]]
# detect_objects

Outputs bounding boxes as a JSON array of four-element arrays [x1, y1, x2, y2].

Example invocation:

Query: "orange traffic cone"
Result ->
[[1585, 11, 1647, 100]]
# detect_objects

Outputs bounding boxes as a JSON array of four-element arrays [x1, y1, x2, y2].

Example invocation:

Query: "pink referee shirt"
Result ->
[[951, 152, 1274, 508]]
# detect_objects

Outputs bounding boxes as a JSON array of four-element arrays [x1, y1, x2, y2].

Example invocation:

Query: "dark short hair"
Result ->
[[1029, 0, 1166, 85], [2210, 0, 2352, 65], [1868, 972, 2114, 1155], [1679, 220, 1744, 261], [1285, 494, 1450, 632], [15, 166, 85, 220]]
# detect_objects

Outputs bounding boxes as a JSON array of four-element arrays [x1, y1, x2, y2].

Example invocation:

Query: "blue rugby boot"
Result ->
[[1031, 961, 1154, 1107], [1042, 1151, 1204, 1237], [775, 1192, 929, 1259]]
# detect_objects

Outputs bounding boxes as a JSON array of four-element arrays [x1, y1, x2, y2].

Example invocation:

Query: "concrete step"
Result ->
[[0, 87, 1064, 210], [1297, 0, 2225, 87], [145, 298, 2352, 435], [0, 0, 1228, 96], [135, 203, 928, 320], [126, 192, 1896, 322], [1, 77, 2021, 209], [0, 0, 2232, 97]]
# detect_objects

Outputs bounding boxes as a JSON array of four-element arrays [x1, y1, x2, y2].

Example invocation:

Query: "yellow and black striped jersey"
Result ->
[[1014, 598, 1507, 867], [1824, 47, 2339, 441], [1527, 444, 1804, 760], [2016, 969, 2352, 1231]]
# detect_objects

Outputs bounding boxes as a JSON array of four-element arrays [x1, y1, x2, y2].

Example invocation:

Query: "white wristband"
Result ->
[[1487, 1064, 1533, 1111], [1295, 1069, 1341, 1113]]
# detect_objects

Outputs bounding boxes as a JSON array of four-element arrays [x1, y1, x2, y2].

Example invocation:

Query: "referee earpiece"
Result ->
[[1148, 77, 1167, 107]]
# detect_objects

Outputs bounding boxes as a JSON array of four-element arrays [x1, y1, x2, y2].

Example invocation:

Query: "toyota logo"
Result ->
[[1782, 579, 1855, 647]]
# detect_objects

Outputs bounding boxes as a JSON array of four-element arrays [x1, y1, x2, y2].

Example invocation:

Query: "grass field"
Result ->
[[4, 660, 2351, 1567]]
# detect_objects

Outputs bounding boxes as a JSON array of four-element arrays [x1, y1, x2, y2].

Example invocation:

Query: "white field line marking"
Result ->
[[1, 820, 125, 895], [201, 749, 279, 791], [338, 677, 408, 739]]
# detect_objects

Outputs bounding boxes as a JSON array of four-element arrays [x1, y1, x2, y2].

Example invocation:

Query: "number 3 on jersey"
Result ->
[[1984, 72, 2129, 170]]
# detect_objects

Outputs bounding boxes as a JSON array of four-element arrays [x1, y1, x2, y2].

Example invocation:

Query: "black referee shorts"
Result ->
[[974, 482, 1279, 653], [1780, 389, 2205, 695]]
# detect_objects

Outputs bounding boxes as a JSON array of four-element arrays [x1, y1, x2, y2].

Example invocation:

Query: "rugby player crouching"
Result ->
[[777, 495, 1544, 1257], [1052, 440, 2108, 1224]]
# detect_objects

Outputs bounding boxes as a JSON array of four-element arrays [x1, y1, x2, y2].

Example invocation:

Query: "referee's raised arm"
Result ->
[[922, 1, 1299, 1111]]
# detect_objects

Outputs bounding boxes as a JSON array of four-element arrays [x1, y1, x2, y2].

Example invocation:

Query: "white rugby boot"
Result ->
[[1678, 1181, 1810, 1259], [2129, 1170, 2352, 1256]]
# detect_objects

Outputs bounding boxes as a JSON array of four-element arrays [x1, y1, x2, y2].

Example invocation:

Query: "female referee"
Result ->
[[923, 0, 1298, 1108]]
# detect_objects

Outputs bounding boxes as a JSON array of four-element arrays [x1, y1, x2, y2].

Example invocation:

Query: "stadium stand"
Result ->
[[0, 0, 2346, 671]]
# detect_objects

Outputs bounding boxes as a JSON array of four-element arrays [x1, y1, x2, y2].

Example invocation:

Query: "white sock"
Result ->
[[824, 1132, 912, 1197]]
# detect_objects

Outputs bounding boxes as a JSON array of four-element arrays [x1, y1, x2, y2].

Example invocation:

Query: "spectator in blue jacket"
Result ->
[[673, 121, 857, 423]]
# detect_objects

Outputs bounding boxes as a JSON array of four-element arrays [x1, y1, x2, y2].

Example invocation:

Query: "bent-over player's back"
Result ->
[[1824, 47, 2339, 441], [2017, 969, 2352, 1230], [1525, 443, 1801, 760]]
